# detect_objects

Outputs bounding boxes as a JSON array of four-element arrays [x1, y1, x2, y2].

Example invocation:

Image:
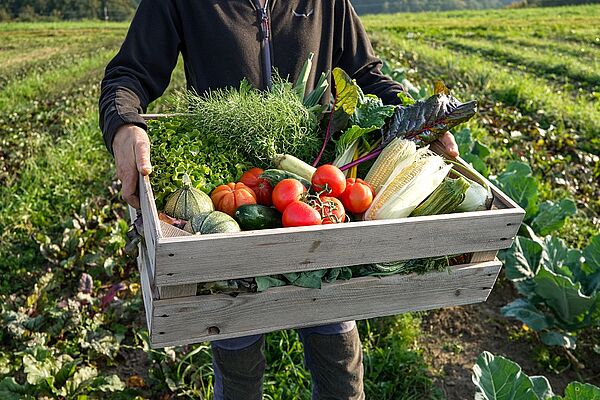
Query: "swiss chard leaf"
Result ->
[[472, 351, 541, 400], [331, 68, 362, 133], [381, 91, 477, 146], [350, 95, 395, 129], [531, 199, 576, 236]]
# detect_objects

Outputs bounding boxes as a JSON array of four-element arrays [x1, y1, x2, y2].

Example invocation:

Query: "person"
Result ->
[[99, 1, 459, 398]]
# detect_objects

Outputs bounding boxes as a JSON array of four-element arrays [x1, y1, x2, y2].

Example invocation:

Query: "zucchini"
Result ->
[[234, 205, 282, 230], [260, 169, 311, 188]]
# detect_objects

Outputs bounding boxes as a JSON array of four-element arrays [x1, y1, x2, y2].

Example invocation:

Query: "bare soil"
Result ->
[[421, 275, 600, 399]]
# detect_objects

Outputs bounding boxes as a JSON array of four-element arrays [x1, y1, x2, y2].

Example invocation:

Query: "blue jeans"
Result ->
[[212, 321, 364, 400]]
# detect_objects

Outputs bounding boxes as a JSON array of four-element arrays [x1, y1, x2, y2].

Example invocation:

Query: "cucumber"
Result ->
[[234, 204, 282, 230], [260, 169, 311, 188]]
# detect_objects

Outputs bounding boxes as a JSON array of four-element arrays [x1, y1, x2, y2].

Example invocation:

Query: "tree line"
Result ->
[[0, 0, 597, 21], [513, 0, 600, 6], [0, 0, 140, 21], [351, 0, 519, 14]]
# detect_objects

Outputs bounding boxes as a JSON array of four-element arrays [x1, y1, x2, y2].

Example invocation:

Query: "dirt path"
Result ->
[[421, 276, 600, 399]]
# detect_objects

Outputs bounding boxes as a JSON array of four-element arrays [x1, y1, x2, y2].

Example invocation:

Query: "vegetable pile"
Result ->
[[148, 59, 491, 292]]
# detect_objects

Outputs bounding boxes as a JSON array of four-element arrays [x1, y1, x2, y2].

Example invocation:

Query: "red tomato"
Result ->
[[319, 196, 346, 224], [211, 182, 257, 216], [239, 167, 273, 206], [272, 179, 307, 213], [282, 201, 322, 227], [311, 164, 347, 198], [340, 178, 375, 214]]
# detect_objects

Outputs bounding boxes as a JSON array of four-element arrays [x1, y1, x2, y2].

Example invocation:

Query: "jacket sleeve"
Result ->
[[333, 0, 407, 105], [99, 0, 181, 154]]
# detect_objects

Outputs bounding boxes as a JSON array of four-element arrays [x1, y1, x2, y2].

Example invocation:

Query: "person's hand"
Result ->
[[112, 124, 152, 209], [438, 132, 459, 158]]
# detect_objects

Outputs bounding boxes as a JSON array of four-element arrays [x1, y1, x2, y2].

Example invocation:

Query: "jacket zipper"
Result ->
[[248, 0, 273, 89]]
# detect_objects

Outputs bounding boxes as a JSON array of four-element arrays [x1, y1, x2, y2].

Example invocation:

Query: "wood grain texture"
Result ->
[[156, 222, 197, 298], [159, 285, 198, 299], [471, 250, 499, 263], [138, 243, 155, 333], [139, 174, 162, 277], [150, 260, 502, 347], [159, 221, 192, 237], [154, 209, 521, 285]]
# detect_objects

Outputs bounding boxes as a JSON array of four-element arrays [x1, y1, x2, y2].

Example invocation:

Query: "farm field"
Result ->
[[1, 5, 599, 399]]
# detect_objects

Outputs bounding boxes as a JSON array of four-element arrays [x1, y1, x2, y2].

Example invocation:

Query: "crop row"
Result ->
[[369, 33, 600, 154], [435, 37, 600, 92]]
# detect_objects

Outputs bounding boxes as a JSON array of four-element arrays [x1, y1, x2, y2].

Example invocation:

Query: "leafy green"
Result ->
[[472, 351, 547, 400], [350, 94, 395, 129], [381, 89, 477, 146], [333, 92, 395, 167], [532, 199, 577, 236], [562, 382, 600, 400], [494, 161, 539, 217], [0, 378, 32, 400], [472, 352, 600, 400], [331, 67, 362, 133], [503, 236, 543, 281], [540, 331, 576, 349], [148, 117, 252, 209], [501, 299, 551, 331], [454, 127, 491, 176], [501, 233, 600, 347]]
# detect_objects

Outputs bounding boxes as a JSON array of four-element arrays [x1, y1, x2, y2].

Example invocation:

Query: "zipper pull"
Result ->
[[258, 7, 270, 40]]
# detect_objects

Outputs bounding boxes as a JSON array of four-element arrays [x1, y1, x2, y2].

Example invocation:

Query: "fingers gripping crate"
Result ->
[[131, 149, 524, 348]]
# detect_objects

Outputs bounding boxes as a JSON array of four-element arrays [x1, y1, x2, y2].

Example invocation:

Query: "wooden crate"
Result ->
[[131, 145, 524, 348]]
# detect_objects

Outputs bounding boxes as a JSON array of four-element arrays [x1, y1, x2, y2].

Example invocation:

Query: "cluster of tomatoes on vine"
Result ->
[[235, 165, 376, 228]]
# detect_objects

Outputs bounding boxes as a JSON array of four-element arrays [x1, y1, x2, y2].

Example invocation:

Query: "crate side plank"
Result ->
[[138, 244, 155, 333], [154, 210, 520, 285], [139, 173, 162, 277], [150, 261, 501, 347], [155, 221, 198, 298]]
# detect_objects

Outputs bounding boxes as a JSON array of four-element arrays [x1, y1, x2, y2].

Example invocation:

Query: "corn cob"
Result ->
[[364, 153, 451, 220], [365, 138, 416, 193], [409, 177, 470, 217]]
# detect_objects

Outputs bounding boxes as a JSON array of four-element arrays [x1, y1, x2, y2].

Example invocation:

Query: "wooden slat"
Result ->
[[471, 250, 499, 263], [150, 260, 502, 347], [154, 208, 522, 285], [139, 174, 162, 277], [138, 243, 156, 333], [155, 221, 198, 298]]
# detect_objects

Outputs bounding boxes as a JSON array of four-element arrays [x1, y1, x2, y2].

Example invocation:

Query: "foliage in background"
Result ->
[[501, 234, 600, 349], [472, 351, 600, 399]]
